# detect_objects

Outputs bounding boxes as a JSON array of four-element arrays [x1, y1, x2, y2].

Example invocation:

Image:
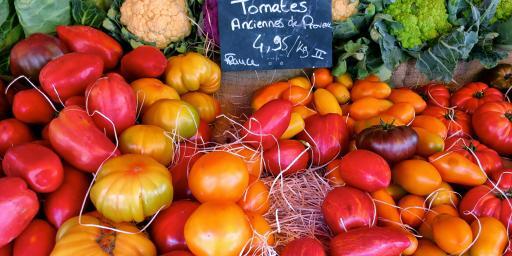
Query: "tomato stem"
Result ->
[[506, 112, 512, 122], [473, 91, 484, 99]]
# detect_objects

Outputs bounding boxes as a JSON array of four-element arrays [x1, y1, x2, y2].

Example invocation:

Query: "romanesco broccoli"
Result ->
[[384, 0, 452, 49], [473, 0, 512, 22]]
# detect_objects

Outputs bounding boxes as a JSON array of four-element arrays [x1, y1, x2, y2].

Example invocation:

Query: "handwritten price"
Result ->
[[252, 34, 328, 60]]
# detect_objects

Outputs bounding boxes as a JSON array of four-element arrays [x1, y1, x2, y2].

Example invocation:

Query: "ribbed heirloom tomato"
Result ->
[[472, 101, 512, 155], [181, 92, 221, 123], [422, 106, 472, 137], [451, 82, 504, 114], [143, 99, 200, 139], [131, 78, 180, 113], [418, 83, 450, 108], [120, 125, 174, 166]]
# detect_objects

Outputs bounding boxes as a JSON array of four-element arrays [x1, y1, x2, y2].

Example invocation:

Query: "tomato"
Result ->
[[64, 95, 85, 107], [242, 99, 292, 150], [297, 114, 350, 165], [392, 160, 442, 196], [418, 204, 459, 240], [246, 213, 275, 250], [0, 177, 39, 247], [469, 217, 507, 256], [490, 168, 512, 191], [429, 151, 487, 186], [251, 82, 290, 110], [353, 114, 404, 134], [120, 45, 167, 81], [312, 68, 333, 88], [356, 124, 418, 163], [432, 214, 473, 255], [412, 115, 448, 139], [181, 92, 221, 123], [40, 53, 104, 102], [330, 227, 410, 256], [325, 159, 345, 186], [451, 82, 504, 114], [143, 99, 200, 139], [161, 251, 194, 256], [263, 140, 309, 176], [386, 184, 408, 201], [223, 144, 262, 181], [413, 127, 445, 157], [288, 76, 312, 89], [371, 189, 400, 226], [398, 195, 426, 228], [427, 182, 459, 207], [184, 202, 251, 256], [459, 185, 512, 230], [418, 83, 450, 108], [150, 200, 199, 253], [383, 102, 416, 124], [169, 143, 204, 200], [90, 154, 173, 223], [422, 106, 472, 137], [12, 219, 55, 256], [281, 86, 313, 106], [12, 89, 55, 124], [131, 78, 180, 113], [292, 105, 317, 120], [189, 120, 212, 144], [49, 106, 120, 173], [282, 238, 326, 256], [44, 165, 90, 228], [413, 239, 447, 256], [349, 97, 393, 121], [120, 125, 174, 166], [388, 88, 427, 113], [472, 101, 512, 155], [337, 150, 391, 192], [86, 73, 137, 136], [189, 151, 248, 203], [322, 186, 375, 234], [238, 180, 270, 214], [165, 52, 221, 95], [314, 88, 343, 115], [399, 228, 418, 255], [0, 119, 33, 156], [0, 243, 11, 256], [3, 143, 63, 193], [0, 81, 9, 120], [445, 137, 503, 174], [281, 112, 305, 139], [336, 73, 353, 88], [326, 83, 351, 104], [351, 80, 391, 101]]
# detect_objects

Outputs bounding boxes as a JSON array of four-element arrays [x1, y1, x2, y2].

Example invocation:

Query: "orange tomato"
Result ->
[[131, 78, 180, 113], [351, 81, 391, 101], [280, 86, 313, 106], [181, 92, 221, 123], [251, 82, 290, 110], [325, 159, 345, 186], [470, 217, 507, 256], [224, 144, 263, 181], [188, 151, 249, 203], [413, 239, 447, 256], [363, 74, 380, 82], [353, 114, 404, 134], [326, 83, 351, 104], [246, 213, 275, 249], [388, 89, 427, 113], [119, 125, 174, 166], [432, 214, 473, 255], [142, 99, 199, 139], [335, 73, 353, 88], [312, 68, 333, 88], [400, 229, 419, 255], [419, 204, 459, 240], [426, 182, 459, 207], [386, 184, 408, 201], [413, 127, 445, 157], [371, 189, 400, 226], [343, 115, 355, 135], [184, 202, 251, 256], [281, 112, 305, 139], [292, 105, 317, 120], [412, 115, 448, 139], [393, 160, 442, 196], [348, 139, 357, 152], [429, 151, 487, 186], [288, 76, 311, 90], [314, 89, 342, 115], [383, 102, 416, 124], [398, 195, 426, 228], [349, 97, 393, 121], [238, 180, 270, 215]]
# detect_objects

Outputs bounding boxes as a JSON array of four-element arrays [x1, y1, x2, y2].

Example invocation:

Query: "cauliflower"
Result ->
[[384, 0, 452, 49], [332, 0, 359, 22], [120, 0, 192, 49]]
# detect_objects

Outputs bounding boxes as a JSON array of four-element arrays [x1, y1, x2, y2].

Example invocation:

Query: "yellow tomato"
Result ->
[[413, 127, 445, 157], [119, 125, 174, 166], [131, 78, 180, 113], [288, 76, 312, 90], [281, 112, 305, 139], [165, 52, 221, 94], [426, 182, 459, 207], [142, 99, 199, 139], [181, 92, 221, 123], [314, 88, 343, 115], [393, 160, 442, 196], [292, 105, 317, 120], [383, 102, 416, 124], [336, 73, 353, 88], [326, 83, 351, 104]]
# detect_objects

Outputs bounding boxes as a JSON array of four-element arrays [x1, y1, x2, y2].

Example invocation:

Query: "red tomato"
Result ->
[[422, 106, 472, 137], [56, 25, 122, 69], [322, 186, 375, 234], [337, 150, 391, 192], [0, 81, 9, 120], [417, 83, 451, 108], [459, 185, 512, 230], [39, 53, 103, 102], [445, 137, 503, 174], [189, 120, 212, 144], [64, 96, 86, 107], [12, 89, 55, 124], [12, 219, 55, 256], [161, 251, 194, 256], [151, 200, 200, 253], [3, 143, 63, 193], [0, 177, 39, 247], [263, 140, 309, 176], [86, 73, 137, 137], [297, 114, 350, 165], [281, 237, 326, 256], [120, 45, 167, 81], [242, 99, 292, 150], [0, 119, 33, 156], [451, 82, 504, 114], [472, 101, 512, 155], [0, 243, 11, 256], [330, 226, 410, 256], [48, 106, 120, 173], [169, 143, 204, 200], [44, 165, 90, 228], [489, 168, 512, 191]]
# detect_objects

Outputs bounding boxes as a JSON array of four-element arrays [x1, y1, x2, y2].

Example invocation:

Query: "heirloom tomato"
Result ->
[[165, 52, 221, 95], [351, 80, 391, 100], [281, 86, 313, 106], [445, 137, 503, 174], [314, 88, 343, 115], [431, 214, 473, 255], [418, 83, 450, 108], [181, 92, 221, 123], [288, 76, 312, 89], [426, 182, 459, 207], [383, 102, 416, 124], [120, 125, 174, 166], [120, 45, 167, 80], [472, 101, 512, 155], [281, 112, 305, 139], [0, 119, 33, 156], [326, 83, 350, 104], [459, 185, 512, 230], [349, 97, 393, 120], [237, 180, 270, 214], [12, 219, 55, 256], [325, 159, 345, 186], [412, 127, 445, 157], [169, 143, 204, 200], [451, 82, 504, 114], [330, 227, 410, 256], [251, 82, 290, 110], [263, 140, 309, 176], [337, 150, 391, 192], [371, 189, 400, 226], [388, 88, 427, 113], [392, 160, 442, 196], [12, 89, 54, 124], [292, 105, 317, 119], [422, 106, 472, 137], [223, 144, 262, 181], [143, 99, 200, 139], [353, 114, 404, 134], [282, 238, 326, 256], [413, 239, 447, 256], [246, 213, 275, 250], [312, 68, 333, 88], [490, 168, 512, 191], [411, 115, 448, 139], [336, 73, 353, 88], [429, 151, 487, 186], [469, 217, 507, 256], [398, 195, 426, 228], [131, 78, 180, 113]]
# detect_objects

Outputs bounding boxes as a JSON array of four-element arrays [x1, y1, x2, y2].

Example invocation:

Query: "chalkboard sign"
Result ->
[[218, 0, 333, 72]]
